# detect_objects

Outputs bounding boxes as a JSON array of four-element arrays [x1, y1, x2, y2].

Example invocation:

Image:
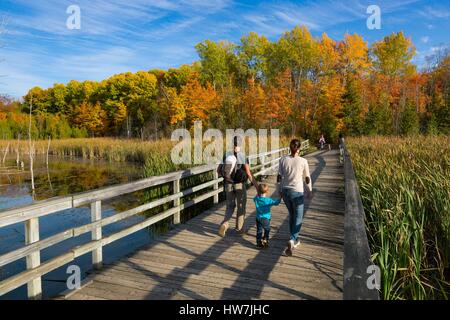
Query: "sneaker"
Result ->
[[257, 240, 264, 248], [235, 228, 245, 235], [218, 223, 228, 237], [293, 239, 301, 248], [263, 239, 269, 248], [285, 240, 294, 256]]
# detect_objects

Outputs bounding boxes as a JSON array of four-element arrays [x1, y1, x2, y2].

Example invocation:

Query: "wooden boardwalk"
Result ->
[[63, 150, 344, 300]]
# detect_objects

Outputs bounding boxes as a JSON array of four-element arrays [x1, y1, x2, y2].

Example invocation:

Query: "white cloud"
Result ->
[[423, 6, 450, 19], [421, 36, 429, 44], [0, 52, 54, 97], [242, 0, 424, 36], [273, 11, 320, 30]]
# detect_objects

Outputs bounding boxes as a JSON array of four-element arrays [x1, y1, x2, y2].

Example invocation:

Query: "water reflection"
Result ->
[[1, 155, 143, 205], [0, 155, 152, 300]]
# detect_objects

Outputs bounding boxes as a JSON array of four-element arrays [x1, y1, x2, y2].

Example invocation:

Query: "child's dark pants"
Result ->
[[256, 217, 270, 242]]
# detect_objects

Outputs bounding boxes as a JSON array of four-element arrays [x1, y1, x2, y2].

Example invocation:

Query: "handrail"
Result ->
[[0, 141, 308, 299], [342, 141, 380, 300]]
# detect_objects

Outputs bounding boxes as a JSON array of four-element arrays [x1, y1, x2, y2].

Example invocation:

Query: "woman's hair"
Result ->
[[290, 139, 301, 154], [257, 183, 269, 195]]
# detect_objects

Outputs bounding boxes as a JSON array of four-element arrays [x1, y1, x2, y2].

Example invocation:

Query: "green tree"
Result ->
[[238, 32, 270, 84], [400, 103, 419, 135], [195, 40, 236, 90], [371, 32, 416, 77], [23, 87, 51, 113], [49, 84, 68, 114], [365, 94, 393, 135], [342, 77, 364, 135], [164, 64, 197, 92]]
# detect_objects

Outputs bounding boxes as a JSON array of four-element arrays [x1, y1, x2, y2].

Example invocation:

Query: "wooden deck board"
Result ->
[[64, 150, 344, 300]]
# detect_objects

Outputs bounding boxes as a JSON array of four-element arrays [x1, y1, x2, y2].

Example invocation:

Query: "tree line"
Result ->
[[1, 26, 449, 142]]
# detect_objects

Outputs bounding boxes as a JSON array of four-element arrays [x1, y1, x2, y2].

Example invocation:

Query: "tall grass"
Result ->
[[0, 135, 292, 165], [0, 138, 176, 163], [347, 136, 450, 299]]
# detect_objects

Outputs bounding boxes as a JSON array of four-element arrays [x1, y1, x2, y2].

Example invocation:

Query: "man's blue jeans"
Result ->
[[281, 188, 305, 241]]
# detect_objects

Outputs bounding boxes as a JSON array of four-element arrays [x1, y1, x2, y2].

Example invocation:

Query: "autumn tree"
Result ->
[[163, 86, 186, 126], [14, 26, 448, 141], [265, 75, 294, 132], [271, 26, 320, 136], [73, 102, 107, 136], [339, 33, 371, 77], [240, 79, 266, 128], [180, 75, 218, 127], [371, 32, 417, 134]]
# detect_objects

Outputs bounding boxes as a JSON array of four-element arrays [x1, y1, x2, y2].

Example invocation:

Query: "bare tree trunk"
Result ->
[[46, 136, 53, 193], [16, 134, 20, 166], [1, 142, 9, 165], [29, 96, 35, 197], [126, 115, 131, 139], [46, 135, 51, 166]]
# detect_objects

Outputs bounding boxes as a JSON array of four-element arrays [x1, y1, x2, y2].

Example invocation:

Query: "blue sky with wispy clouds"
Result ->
[[0, 0, 449, 98]]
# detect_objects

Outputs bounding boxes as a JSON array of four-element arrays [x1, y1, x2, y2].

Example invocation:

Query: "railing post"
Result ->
[[25, 217, 42, 299], [91, 200, 102, 269], [173, 179, 181, 224], [213, 169, 219, 204]]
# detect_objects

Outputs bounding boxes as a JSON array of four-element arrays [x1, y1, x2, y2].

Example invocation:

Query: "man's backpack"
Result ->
[[218, 153, 248, 184], [232, 160, 248, 183]]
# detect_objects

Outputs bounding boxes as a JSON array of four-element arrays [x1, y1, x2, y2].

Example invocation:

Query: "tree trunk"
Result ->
[[29, 96, 35, 197]]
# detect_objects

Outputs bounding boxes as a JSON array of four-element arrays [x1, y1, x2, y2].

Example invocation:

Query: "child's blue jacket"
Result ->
[[253, 196, 281, 219]]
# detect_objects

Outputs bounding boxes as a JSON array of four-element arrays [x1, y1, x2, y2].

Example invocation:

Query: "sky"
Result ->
[[0, 0, 449, 98]]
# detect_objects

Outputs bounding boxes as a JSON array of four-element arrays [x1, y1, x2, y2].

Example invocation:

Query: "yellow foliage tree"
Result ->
[[180, 76, 218, 127]]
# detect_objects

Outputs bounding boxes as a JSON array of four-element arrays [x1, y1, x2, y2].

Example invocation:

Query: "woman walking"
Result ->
[[278, 139, 313, 256], [319, 134, 326, 150]]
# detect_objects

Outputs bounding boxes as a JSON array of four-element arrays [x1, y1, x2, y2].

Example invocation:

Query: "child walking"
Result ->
[[253, 183, 281, 248]]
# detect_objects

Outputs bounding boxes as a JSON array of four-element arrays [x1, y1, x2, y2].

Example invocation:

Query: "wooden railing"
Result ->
[[342, 142, 380, 300], [0, 141, 309, 299]]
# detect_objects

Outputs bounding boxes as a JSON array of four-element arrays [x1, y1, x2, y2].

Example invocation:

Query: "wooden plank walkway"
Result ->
[[63, 149, 344, 300]]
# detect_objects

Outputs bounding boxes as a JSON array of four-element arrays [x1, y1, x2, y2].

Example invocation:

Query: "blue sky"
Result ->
[[0, 0, 449, 98]]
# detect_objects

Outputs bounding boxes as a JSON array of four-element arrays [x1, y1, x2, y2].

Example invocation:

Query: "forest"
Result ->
[[0, 26, 449, 142]]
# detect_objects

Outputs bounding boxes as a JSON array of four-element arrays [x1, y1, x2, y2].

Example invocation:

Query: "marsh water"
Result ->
[[0, 155, 155, 299]]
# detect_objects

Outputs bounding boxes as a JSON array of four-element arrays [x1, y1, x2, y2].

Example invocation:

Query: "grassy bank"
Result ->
[[347, 136, 450, 299]]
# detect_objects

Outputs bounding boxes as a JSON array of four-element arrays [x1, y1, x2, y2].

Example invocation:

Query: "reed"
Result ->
[[0, 138, 175, 163], [347, 135, 450, 299]]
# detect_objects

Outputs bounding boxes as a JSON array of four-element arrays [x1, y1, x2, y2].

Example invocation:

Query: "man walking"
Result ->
[[218, 137, 256, 237]]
